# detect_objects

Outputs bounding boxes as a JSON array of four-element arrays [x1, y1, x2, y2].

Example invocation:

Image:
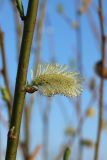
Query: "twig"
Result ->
[[34, 0, 47, 73], [46, 15, 56, 62], [28, 145, 42, 160], [0, 29, 12, 118], [5, 1, 39, 160], [94, 0, 106, 160], [0, 111, 8, 128], [11, 0, 22, 58], [75, 0, 83, 159], [42, 98, 51, 160], [86, 8, 100, 50]]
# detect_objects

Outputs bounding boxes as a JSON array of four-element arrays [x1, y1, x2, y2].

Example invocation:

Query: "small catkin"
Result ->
[[32, 64, 83, 97]]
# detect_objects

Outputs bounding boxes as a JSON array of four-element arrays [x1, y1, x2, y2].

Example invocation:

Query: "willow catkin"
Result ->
[[31, 64, 83, 97]]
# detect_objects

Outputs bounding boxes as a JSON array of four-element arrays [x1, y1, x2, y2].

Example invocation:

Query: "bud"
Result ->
[[57, 4, 64, 14], [102, 121, 107, 130], [86, 107, 96, 118], [89, 78, 96, 90], [80, 139, 95, 148], [71, 21, 79, 29], [63, 147, 71, 160], [1, 87, 10, 102], [65, 127, 76, 136]]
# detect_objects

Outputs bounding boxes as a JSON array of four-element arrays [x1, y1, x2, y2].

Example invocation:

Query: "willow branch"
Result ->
[[75, 1, 83, 159], [5, 1, 39, 160], [0, 30, 12, 117], [28, 145, 42, 160], [94, 0, 106, 160], [11, 0, 22, 57], [42, 98, 51, 160], [21, 1, 47, 159], [34, 0, 47, 73], [86, 8, 100, 50]]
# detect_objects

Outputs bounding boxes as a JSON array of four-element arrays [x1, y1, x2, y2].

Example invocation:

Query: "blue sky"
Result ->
[[0, 0, 107, 160]]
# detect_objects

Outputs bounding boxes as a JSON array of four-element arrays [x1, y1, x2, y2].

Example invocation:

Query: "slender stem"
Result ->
[[21, 1, 47, 159], [0, 30, 12, 117], [5, 1, 39, 160], [34, 0, 47, 73], [94, 0, 105, 160], [86, 8, 100, 49], [75, 0, 83, 159], [47, 17, 56, 62], [43, 98, 51, 160], [11, 0, 22, 58]]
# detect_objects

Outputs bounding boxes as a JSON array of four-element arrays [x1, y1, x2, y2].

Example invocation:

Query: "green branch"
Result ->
[[5, 0, 39, 160]]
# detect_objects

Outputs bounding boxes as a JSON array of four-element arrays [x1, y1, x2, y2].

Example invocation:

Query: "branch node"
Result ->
[[8, 126, 17, 140]]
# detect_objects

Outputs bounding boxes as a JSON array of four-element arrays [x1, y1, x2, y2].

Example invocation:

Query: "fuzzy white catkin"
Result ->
[[31, 64, 83, 97]]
